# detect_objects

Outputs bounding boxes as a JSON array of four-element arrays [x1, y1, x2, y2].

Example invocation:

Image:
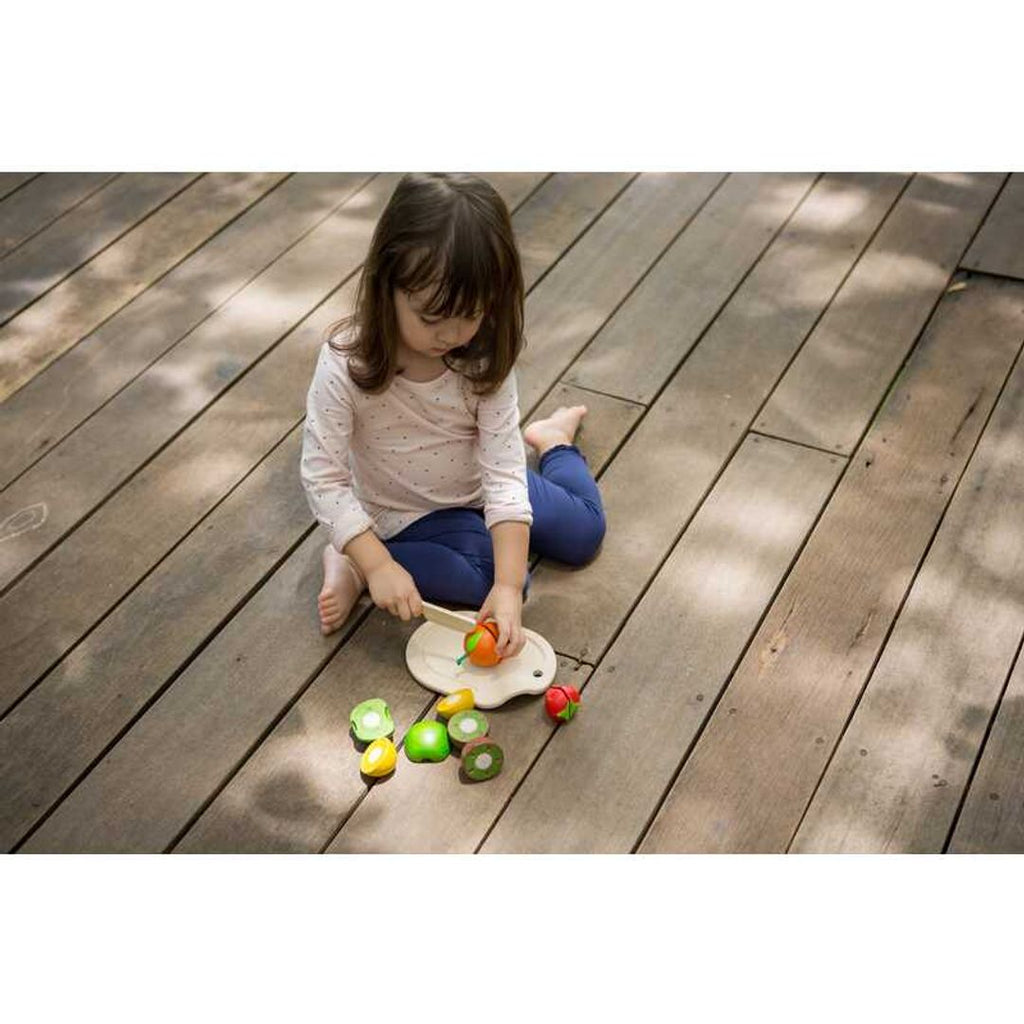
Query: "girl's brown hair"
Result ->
[[329, 173, 526, 396]]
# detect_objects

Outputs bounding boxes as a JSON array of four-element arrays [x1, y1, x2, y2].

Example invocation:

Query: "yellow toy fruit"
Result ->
[[437, 688, 475, 719], [360, 737, 397, 777]]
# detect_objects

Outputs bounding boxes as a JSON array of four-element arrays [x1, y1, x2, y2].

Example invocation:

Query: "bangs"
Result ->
[[396, 205, 505, 318]]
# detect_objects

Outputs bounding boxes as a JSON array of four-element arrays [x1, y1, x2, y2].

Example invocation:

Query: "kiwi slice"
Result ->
[[461, 738, 504, 781], [447, 709, 489, 747], [349, 698, 394, 744]]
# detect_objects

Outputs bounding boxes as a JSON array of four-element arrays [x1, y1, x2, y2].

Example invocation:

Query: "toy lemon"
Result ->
[[436, 688, 475, 719], [360, 737, 397, 778]]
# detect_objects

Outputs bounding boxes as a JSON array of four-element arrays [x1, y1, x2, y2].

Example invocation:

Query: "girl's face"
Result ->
[[393, 286, 485, 361]]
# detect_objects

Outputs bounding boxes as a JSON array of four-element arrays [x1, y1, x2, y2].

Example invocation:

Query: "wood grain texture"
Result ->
[[0, 174, 36, 202], [511, 173, 633, 289], [638, 277, 1024, 853], [0, 429, 313, 852], [327, 659, 592, 854], [961, 173, 1024, 281], [524, 173, 907, 663], [791, 324, 1024, 852], [0, 175, 616, 852], [0, 173, 116, 258], [0, 175, 539, 715], [756, 173, 1004, 454], [565, 173, 816, 403], [0, 173, 284, 402], [0, 174, 361, 488], [0, 174, 388, 594], [66, 385, 630, 854], [949, 645, 1024, 853], [516, 173, 725, 417], [0, 173, 195, 331], [481, 437, 843, 853]]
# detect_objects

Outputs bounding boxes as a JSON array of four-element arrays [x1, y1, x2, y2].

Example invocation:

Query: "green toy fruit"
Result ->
[[350, 698, 394, 743], [404, 720, 451, 762], [461, 738, 504, 781], [447, 709, 489, 747]]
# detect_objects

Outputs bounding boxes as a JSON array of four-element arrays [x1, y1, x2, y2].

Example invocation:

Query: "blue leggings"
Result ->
[[384, 445, 605, 609]]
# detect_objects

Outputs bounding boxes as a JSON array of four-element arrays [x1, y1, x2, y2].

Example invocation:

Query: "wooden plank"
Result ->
[[0, 174, 385, 595], [565, 173, 816, 404], [512, 173, 632, 287], [0, 173, 609, 712], [0, 174, 366, 489], [372, 436, 843, 851], [637, 277, 1024, 853], [0, 174, 37, 202], [178, 397, 638, 854], [791, 339, 1024, 853], [949, 645, 1024, 853], [0, 173, 196, 332], [515, 173, 725, 417], [0, 175, 612, 851], [1, 431, 313, 853], [755, 172, 1004, 455], [22, 380, 634, 853], [962, 173, 1024, 281], [524, 173, 908, 663], [327, 659, 593, 854], [0, 173, 116, 259], [0, 173, 285, 401]]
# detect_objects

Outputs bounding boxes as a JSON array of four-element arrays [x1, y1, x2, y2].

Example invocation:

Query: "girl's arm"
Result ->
[[300, 345, 376, 553], [475, 371, 533, 657]]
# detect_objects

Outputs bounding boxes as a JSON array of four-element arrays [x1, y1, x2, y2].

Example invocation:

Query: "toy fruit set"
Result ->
[[349, 688, 507, 783]]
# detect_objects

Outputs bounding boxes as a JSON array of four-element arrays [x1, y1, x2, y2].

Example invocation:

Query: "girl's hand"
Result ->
[[365, 559, 423, 621], [477, 582, 526, 659]]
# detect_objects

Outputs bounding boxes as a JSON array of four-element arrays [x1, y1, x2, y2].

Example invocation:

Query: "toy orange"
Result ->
[[457, 620, 502, 668]]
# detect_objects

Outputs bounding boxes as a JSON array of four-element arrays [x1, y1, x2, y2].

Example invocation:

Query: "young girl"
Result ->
[[300, 172, 606, 659]]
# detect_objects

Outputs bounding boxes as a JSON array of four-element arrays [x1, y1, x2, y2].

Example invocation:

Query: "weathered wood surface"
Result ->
[[0, 173, 116, 259], [527, 173, 907, 663], [0, 174, 377, 594], [756, 173, 1005, 454], [4, 171, 1024, 855], [0, 176, 537, 723], [482, 436, 843, 853], [516, 173, 724, 417], [565, 173, 816, 404], [0, 173, 284, 407], [22, 383, 633, 853], [962, 173, 1024, 281], [0, 174, 37, 202], [791, 323, 1024, 852], [0, 173, 196, 335], [949, 644, 1024, 853], [2, 176, 621, 852], [0, 174, 363, 488], [638, 278, 1024, 852]]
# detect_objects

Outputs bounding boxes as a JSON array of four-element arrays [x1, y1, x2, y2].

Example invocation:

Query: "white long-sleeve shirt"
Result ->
[[300, 340, 534, 552]]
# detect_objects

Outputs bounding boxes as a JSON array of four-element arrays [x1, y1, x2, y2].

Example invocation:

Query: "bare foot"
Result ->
[[318, 544, 365, 635], [523, 405, 588, 457]]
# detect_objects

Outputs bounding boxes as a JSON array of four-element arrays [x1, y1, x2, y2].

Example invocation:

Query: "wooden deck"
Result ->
[[1, 171, 1022, 854]]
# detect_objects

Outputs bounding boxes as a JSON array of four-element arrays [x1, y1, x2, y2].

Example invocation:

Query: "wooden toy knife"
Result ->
[[420, 601, 479, 633]]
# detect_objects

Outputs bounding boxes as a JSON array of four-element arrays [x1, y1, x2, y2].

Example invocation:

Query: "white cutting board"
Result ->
[[406, 605, 557, 709]]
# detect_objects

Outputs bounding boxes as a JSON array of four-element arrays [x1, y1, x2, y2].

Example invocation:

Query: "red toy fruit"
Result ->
[[544, 683, 581, 722]]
